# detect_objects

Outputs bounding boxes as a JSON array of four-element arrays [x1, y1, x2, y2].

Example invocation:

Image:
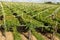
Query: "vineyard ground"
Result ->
[[0, 2, 60, 40], [0, 31, 59, 40]]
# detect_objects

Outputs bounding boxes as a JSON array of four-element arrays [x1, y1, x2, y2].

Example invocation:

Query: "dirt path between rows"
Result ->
[[20, 34, 28, 40], [0, 31, 59, 40], [31, 34, 37, 40], [40, 33, 59, 40], [0, 31, 13, 40], [54, 35, 59, 40], [21, 32, 37, 40], [0, 31, 5, 40], [6, 32, 14, 40]]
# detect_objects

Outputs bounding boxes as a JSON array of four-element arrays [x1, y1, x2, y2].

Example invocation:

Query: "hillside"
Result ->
[[0, 2, 60, 40]]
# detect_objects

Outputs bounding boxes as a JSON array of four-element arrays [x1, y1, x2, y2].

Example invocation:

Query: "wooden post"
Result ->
[[50, 15, 55, 40], [0, 2, 6, 40], [50, 15, 58, 40], [27, 22, 32, 40], [28, 29, 32, 40]]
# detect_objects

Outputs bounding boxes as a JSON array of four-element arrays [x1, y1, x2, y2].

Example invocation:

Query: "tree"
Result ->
[[45, 1, 53, 4]]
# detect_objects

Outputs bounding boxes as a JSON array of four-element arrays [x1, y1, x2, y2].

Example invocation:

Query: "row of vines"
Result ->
[[0, 2, 60, 40]]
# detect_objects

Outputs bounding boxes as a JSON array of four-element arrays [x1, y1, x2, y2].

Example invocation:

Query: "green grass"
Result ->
[[13, 26, 22, 40]]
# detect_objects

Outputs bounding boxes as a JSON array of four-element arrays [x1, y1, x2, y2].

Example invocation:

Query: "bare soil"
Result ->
[[21, 32, 37, 40], [20, 34, 28, 40], [41, 33, 59, 40], [6, 32, 14, 40], [0, 31, 59, 40], [0, 31, 5, 40]]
